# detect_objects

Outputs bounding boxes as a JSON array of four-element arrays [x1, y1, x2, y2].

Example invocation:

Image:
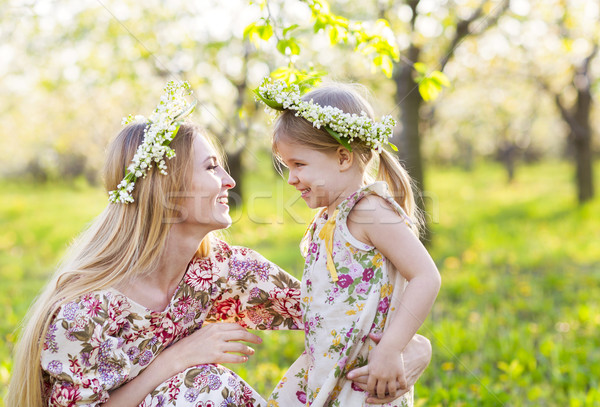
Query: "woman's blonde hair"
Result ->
[[7, 122, 213, 406], [272, 83, 423, 236]]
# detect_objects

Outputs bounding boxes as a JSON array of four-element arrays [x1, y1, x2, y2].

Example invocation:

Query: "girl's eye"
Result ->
[[207, 164, 218, 171], [295, 163, 305, 167]]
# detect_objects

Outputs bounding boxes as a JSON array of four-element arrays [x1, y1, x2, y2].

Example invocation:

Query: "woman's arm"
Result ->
[[204, 242, 303, 331], [103, 323, 261, 406]]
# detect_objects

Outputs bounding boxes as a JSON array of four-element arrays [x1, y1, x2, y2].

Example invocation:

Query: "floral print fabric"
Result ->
[[268, 182, 413, 407], [41, 239, 303, 407]]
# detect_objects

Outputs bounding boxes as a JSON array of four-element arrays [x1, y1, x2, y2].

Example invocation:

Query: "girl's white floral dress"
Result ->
[[268, 182, 413, 407], [41, 239, 303, 407]]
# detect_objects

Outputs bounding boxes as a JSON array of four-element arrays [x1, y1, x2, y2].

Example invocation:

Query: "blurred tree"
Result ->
[[0, 0, 276, 206], [379, 0, 509, 236], [533, 3, 598, 203], [541, 45, 597, 203], [492, 0, 599, 203]]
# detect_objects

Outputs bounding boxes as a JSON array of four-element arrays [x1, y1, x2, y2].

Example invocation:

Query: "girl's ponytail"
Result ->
[[377, 149, 423, 237]]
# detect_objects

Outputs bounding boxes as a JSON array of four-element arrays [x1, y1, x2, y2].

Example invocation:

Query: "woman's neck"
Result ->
[[117, 224, 208, 311]]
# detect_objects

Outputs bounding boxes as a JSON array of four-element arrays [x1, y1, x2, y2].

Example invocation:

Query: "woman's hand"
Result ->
[[346, 334, 432, 404], [168, 322, 263, 369], [105, 323, 261, 406]]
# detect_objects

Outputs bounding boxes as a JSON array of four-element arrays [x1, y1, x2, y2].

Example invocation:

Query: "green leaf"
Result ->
[[173, 100, 197, 121], [329, 25, 339, 44], [325, 127, 352, 151], [313, 15, 328, 33], [430, 70, 451, 88], [283, 24, 300, 37], [243, 22, 257, 40], [288, 38, 301, 55], [413, 62, 428, 74], [388, 142, 398, 152], [244, 21, 272, 45], [276, 38, 301, 56], [418, 77, 442, 101], [252, 88, 284, 110], [258, 24, 273, 41], [276, 39, 289, 55], [380, 55, 394, 78]]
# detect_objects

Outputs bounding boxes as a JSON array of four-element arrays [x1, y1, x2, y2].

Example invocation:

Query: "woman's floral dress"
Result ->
[[41, 239, 303, 407], [268, 182, 413, 407]]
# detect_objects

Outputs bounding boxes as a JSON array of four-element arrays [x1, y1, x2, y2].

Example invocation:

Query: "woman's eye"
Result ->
[[207, 164, 218, 171]]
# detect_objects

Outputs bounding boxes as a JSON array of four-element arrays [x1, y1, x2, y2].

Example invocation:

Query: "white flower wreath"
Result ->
[[254, 77, 397, 153], [108, 80, 197, 204]]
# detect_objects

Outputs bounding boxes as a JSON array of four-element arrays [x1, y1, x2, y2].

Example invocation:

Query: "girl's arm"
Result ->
[[103, 323, 261, 406], [347, 195, 441, 399]]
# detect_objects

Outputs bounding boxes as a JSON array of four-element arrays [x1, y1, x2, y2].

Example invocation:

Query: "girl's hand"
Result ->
[[167, 322, 262, 370], [346, 334, 432, 404], [366, 340, 407, 399]]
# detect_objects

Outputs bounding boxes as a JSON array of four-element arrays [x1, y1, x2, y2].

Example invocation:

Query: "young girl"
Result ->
[[256, 80, 441, 407]]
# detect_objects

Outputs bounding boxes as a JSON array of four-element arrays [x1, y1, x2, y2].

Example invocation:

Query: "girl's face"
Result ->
[[276, 139, 344, 210], [181, 135, 235, 231]]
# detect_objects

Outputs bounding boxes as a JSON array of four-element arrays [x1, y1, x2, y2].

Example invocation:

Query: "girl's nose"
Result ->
[[287, 170, 298, 185]]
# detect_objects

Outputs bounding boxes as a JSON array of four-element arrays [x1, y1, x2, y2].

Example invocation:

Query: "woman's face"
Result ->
[[180, 134, 235, 231]]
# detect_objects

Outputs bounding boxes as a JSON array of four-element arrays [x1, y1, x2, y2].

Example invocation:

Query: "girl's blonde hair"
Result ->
[[272, 83, 423, 236], [7, 122, 213, 407]]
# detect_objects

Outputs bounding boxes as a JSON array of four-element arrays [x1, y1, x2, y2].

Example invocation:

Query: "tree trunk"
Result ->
[[393, 45, 430, 240], [573, 134, 594, 203], [572, 85, 595, 203]]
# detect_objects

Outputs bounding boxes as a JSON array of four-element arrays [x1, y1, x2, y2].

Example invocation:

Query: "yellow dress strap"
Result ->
[[318, 209, 339, 282], [300, 210, 322, 257]]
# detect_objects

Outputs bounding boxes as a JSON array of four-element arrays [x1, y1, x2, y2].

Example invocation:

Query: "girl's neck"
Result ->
[[326, 176, 363, 218]]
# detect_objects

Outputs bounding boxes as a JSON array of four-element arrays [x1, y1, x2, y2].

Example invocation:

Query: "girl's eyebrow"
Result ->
[[203, 155, 218, 163], [284, 156, 303, 162]]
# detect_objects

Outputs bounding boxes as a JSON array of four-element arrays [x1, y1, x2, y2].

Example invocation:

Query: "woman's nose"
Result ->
[[222, 169, 236, 189]]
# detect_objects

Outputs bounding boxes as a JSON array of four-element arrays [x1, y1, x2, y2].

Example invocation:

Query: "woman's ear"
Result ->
[[336, 146, 354, 171]]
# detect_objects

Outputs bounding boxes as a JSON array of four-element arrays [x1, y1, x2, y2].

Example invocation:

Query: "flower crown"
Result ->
[[108, 80, 197, 204], [254, 78, 397, 153]]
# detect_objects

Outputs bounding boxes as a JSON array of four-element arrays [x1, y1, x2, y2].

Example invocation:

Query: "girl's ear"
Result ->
[[336, 146, 354, 171]]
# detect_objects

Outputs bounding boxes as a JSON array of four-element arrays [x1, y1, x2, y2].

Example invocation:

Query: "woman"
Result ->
[[7, 82, 431, 406]]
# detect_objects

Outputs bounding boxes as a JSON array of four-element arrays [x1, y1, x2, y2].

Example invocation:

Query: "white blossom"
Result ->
[[255, 78, 396, 153], [108, 81, 196, 204]]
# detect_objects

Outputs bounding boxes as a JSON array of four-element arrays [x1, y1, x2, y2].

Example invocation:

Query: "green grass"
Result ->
[[1, 160, 599, 406]]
